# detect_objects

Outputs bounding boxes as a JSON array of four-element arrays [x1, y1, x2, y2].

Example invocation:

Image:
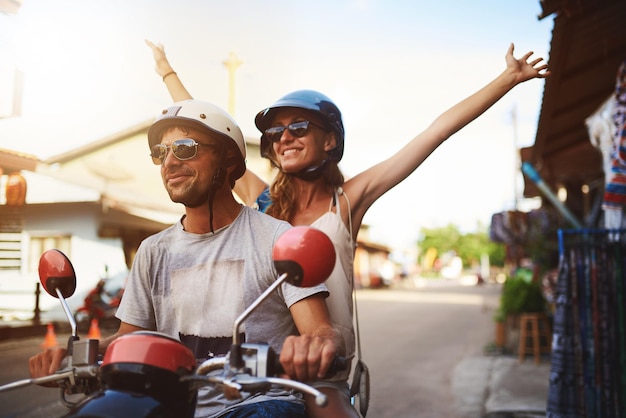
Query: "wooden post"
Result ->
[[33, 282, 41, 325]]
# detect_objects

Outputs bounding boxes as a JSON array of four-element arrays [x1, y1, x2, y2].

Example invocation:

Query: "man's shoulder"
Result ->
[[242, 206, 290, 229], [139, 223, 178, 247]]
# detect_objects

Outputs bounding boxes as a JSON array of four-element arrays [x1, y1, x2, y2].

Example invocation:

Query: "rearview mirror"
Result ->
[[38, 249, 77, 299], [272, 226, 336, 287]]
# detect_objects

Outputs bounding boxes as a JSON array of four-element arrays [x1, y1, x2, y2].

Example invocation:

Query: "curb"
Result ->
[[0, 321, 72, 341], [0, 323, 49, 340]]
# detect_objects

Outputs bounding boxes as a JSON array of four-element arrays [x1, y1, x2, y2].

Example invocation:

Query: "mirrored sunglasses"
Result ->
[[264, 120, 325, 143], [150, 138, 215, 165]]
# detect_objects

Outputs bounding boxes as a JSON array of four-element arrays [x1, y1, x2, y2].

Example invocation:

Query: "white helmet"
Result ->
[[147, 99, 247, 180]]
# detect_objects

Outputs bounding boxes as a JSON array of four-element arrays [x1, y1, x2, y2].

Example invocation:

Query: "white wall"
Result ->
[[0, 203, 127, 316]]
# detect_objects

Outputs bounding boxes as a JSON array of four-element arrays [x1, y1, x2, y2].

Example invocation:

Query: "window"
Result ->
[[28, 235, 71, 273], [0, 232, 22, 271]]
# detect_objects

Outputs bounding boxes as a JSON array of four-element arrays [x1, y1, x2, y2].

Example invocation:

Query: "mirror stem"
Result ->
[[56, 287, 77, 338], [231, 273, 288, 346], [229, 273, 288, 370]]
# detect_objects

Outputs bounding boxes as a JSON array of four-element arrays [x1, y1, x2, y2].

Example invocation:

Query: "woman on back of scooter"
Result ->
[[147, 40, 550, 417]]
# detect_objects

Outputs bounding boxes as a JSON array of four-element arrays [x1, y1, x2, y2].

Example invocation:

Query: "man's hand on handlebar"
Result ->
[[284, 295, 345, 382], [279, 333, 339, 382], [28, 347, 67, 387]]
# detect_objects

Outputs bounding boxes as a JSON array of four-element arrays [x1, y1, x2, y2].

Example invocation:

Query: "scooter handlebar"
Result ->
[[273, 354, 348, 379]]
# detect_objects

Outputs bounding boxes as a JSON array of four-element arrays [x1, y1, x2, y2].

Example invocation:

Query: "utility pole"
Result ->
[[0, 69, 23, 119], [223, 51, 242, 117]]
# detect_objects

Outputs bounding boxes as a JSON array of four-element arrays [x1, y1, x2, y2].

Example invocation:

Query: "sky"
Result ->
[[0, 0, 555, 250]]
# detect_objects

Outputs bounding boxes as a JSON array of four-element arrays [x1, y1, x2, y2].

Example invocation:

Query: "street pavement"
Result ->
[[378, 277, 551, 417], [403, 276, 551, 417]]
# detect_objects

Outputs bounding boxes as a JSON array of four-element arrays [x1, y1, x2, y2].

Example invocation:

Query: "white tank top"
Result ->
[[311, 188, 356, 367]]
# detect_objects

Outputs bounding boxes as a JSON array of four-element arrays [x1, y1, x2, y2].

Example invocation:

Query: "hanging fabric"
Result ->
[[547, 229, 626, 417]]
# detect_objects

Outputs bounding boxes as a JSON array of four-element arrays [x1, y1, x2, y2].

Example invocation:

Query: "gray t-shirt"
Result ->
[[116, 206, 328, 417]]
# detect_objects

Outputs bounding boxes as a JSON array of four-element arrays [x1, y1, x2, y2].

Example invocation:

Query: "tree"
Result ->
[[418, 223, 505, 272]]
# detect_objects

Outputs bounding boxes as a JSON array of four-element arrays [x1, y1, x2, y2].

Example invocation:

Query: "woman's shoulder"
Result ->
[[252, 186, 271, 213]]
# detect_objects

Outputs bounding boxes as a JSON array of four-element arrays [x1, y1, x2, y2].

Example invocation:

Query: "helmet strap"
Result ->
[[293, 158, 331, 181], [207, 145, 227, 233], [207, 189, 216, 234]]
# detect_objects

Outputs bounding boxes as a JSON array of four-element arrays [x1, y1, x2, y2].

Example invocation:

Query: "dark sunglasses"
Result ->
[[150, 138, 216, 165], [264, 120, 325, 143]]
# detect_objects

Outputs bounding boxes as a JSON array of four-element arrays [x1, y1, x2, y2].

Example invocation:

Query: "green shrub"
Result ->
[[496, 271, 545, 319]]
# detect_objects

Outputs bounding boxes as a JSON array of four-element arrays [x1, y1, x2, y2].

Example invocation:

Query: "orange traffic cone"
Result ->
[[87, 318, 101, 340], [41, 323, 58, 349]]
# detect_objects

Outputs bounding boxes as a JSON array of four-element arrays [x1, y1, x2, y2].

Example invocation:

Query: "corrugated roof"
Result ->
[[522, 0, 626, 218]]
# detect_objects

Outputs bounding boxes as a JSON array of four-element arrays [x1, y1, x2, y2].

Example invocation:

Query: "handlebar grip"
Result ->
[[274, 356, 348, 379], [321, 355, 348, 379], [59, 355, 70, 370]]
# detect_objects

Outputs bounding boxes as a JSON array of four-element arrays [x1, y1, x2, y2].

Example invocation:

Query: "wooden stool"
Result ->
[[518, 312, 552, 364]]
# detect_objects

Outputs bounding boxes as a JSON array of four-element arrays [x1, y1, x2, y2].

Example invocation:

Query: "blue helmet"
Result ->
[[255, 90, 345, 162]]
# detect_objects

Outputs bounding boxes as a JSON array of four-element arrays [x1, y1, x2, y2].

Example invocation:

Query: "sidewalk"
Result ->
[[453, 354, 551, 417], [0, 306, 70, 341], [0, 319, 49, 340]]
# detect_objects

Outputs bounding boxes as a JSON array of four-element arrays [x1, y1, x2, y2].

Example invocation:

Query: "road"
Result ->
[[0, 279, 501, 417], [0, 334, 75, 417], [357, 280, 500, 417]]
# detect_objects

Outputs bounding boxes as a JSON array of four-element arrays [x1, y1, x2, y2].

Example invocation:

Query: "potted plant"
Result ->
[[494, 268, 546, 351], [493, 308, 507, 349]]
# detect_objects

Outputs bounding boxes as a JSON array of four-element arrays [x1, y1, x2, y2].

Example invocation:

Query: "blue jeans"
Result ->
[[219, 400, 306, 417]]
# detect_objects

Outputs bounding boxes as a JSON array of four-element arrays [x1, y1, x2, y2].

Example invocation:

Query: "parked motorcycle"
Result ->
[[73, 273, 125, 333], [0, 226, 345, 417]]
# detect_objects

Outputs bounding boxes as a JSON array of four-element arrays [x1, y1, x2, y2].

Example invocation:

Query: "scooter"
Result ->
[[0, 226, 345, 417], [73, 277, 123, 332]]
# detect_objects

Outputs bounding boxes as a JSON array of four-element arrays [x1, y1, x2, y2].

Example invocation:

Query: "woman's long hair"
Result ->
[[266, 161, 344, 223]]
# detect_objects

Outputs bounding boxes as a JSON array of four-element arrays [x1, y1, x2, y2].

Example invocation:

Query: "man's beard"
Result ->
[[166, 182, 209, 208]]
